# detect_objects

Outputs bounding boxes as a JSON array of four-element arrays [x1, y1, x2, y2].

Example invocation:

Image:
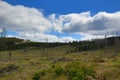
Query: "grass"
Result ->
[[0, 46, 120, 80]]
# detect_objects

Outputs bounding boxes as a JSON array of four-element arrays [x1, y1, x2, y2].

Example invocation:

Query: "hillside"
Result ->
[[0, 37, 120, 80], [0, 42, 120, 80], [0, 39, 68, 51], [0, 36, 120, 52]]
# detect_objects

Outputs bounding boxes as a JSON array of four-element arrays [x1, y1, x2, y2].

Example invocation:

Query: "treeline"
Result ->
[[68, 36, 119, 52], [0, 37, 24, 51], [0, 36, 120, 51], [13, 42, 67, 50], [0, 37, 67, 51]]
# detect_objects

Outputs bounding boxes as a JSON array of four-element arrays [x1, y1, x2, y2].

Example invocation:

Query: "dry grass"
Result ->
[[0, 46, 120, 80]]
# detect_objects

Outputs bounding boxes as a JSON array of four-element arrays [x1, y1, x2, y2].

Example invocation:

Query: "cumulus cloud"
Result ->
[[50, 11, 120, 36], [18, 31, 76, 42], [1, 0, 120, 42], [0, 0, 51, 32], [0, 0, 76, 42]]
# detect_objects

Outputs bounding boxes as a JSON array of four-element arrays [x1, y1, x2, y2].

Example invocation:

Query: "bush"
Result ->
[[65, 62, 95, 80], [32, 72, 40, 80], [32, 70, 46, 80], [32, 62, 95, 80], [54, 66, 63, 76]]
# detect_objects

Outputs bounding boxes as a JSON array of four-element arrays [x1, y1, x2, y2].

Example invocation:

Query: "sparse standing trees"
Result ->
[[0, 51, 1, 61], [0, 28, 6, 38], [104, 33, 108, 57], [23, 48, 28, 59], [114, 34, 120, 57], [9, 51, 12, 60]]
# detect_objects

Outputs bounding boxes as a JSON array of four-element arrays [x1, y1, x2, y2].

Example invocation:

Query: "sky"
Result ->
[[0, 0, 120, 42]]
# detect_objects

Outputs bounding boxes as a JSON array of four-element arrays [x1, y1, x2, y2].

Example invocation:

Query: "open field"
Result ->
[[0, 45, 120, 80], [1, 0, 120, 80]]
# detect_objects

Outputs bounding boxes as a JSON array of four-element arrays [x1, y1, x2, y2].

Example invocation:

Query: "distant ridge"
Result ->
[[0, 36, 120, 51]]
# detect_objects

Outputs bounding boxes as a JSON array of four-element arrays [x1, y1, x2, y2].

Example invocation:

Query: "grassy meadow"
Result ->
[[0, 45, 120, 80]]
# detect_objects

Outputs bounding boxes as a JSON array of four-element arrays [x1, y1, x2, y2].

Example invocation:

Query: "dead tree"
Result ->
[[0, 28, 6, 38], [9, 51, 12, 59], [113, 32, 120, 57]]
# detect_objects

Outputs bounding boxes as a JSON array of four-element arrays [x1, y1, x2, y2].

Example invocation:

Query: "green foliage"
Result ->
[[100, 67, 120, 80], [111, 58, 120, 69], [0, 37, 23, 51], [0, 37, 68, 51], [1, 36, 120, 52], [33, 62, 95, 80], [32, 72, 40, 80], [32, 70, 46, 80], [54, 66, 63, 76], [65, 62, 95, 80], [1, 36, 120, 80], [32, 62, 95, 80]]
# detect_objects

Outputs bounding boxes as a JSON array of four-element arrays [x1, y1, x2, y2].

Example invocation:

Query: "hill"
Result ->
[[0, 37, 67, 51], [0, 36, 120, 80], [0, 37, 24, 51], [0, 36, 120, 52]]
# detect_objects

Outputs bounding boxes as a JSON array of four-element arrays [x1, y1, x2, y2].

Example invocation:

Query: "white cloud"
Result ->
[[79, 33, 105, 41], [1, 0, 120, 42], [0, 29, 3, 32], [49, 11, 120, 40], [18, 31, 76, 42], [49, 12, 92, 33], [6, 35, 19, 38], [0, 1, 76, 42], [50, 11, 120, 35], [49, 14, 63, 33], [0, 0, 52, 32]]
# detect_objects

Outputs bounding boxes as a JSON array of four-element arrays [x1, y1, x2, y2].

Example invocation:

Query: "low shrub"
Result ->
[[54, 66, 63, 76], [32, 72, 40, 80], [32, 70, 46, 80], [64, 62, 95, 80], [32, 62, 95, 80]]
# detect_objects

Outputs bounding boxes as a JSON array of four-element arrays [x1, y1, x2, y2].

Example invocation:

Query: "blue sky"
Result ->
[[5, 0, 120, 15], [0, 0, 120, 42]]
